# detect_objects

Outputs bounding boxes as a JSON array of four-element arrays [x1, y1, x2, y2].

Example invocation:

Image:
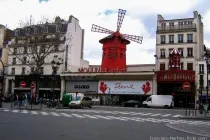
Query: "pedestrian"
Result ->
[[24, 94, 28, 107]]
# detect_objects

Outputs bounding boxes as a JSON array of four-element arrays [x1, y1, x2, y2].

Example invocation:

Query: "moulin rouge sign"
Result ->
[[78, 67, 127, 73]]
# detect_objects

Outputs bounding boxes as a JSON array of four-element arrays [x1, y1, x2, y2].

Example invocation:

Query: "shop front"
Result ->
[[97, 80, 153, 105]]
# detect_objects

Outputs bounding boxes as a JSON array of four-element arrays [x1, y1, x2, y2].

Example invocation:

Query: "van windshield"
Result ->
[[72, 97, 81, 101]]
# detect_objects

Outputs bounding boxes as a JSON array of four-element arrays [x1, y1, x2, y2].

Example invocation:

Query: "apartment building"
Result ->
[[155, 11, 204, 107]]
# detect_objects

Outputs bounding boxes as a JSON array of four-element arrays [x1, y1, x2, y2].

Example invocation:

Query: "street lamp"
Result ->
[[0, 59, 5, 108]]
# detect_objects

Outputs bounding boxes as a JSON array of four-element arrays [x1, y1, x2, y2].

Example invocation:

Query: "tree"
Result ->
[[9, 15, 66, 74]]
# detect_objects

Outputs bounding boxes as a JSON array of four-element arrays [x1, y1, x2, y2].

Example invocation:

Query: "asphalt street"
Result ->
[[0, 106, 208, 140]]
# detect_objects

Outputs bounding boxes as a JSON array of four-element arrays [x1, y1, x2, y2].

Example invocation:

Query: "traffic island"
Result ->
[[165, 123, 210, 138]]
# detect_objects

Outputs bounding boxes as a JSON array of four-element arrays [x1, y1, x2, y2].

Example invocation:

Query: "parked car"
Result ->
[[142, 95, 174, 109], [69, 96, 92, 109], [121, 100, 141, 108]]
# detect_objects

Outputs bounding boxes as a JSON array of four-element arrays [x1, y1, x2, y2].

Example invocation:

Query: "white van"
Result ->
[[142, 95, 174, 109]]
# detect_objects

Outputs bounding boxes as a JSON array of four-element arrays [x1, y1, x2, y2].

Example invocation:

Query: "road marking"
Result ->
[[140, 113, 153, 116], [151, 113, 161, 116], [71, 114, 85, 118], [162, 114, 171, 117], [121, 117, 144, 122], [50, 112, 61, 116], [83, 114, 98, 119], [172, 115, 182, 117], [60, 113, 72, 117], [40, 112, 49, 115], [107, 116, 128, 121], [12, 109, 19, 113], [21, 110, 29, 114], [3, 109, 10, 112], [31, 111, 38, 115], [93, 115, 112, 120]]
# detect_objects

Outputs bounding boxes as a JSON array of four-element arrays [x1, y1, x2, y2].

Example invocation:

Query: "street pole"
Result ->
[[0, 59, 4, 108]]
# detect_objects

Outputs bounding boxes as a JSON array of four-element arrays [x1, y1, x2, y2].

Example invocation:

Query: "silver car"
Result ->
[[69, 96, 93, 109]]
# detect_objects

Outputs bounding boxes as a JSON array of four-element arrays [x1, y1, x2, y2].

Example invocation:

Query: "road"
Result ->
[[0, 106, 209, 140]]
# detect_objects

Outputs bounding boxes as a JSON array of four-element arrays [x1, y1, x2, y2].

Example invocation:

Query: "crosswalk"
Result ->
[[55, 109, 183, 118], [1, 108, 209, 125]]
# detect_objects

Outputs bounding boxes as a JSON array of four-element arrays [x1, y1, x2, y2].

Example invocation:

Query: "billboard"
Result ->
[[98, 81, 152, 95], [66, 81, 98, 93]]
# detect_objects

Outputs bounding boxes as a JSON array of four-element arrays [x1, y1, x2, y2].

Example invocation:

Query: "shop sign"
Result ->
[[66, 82, 98, 93], [74, 85, 89, 89], [78, 67, 127, 73], [98, 81, 152, 95]]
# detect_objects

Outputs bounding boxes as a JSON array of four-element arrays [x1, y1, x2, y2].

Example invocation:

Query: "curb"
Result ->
[[179, 117, 210, 120], [165, 123, 210, 138]]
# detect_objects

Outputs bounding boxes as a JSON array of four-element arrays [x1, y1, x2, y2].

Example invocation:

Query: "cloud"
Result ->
[[0, 0, 204, 64]]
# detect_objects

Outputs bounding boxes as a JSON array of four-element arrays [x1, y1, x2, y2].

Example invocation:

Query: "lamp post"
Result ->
[[0, 59, 5, 108]]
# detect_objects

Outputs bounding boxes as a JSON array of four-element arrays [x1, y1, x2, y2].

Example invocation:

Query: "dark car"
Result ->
[[121, 100, 141, 108]]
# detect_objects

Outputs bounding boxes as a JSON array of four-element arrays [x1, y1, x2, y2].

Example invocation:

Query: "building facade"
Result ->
[[60, 64, 156, 105], [155, 11, 204, 107], [5, 15, 87, 98]]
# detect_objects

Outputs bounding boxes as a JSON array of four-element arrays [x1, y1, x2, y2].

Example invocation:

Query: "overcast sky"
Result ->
[[0, 0, 210, 65]]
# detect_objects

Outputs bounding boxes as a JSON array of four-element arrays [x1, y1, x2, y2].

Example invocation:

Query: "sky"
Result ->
[[0, 0, 210, 65]]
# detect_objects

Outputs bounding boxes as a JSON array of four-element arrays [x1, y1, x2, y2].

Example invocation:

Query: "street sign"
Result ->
[[182, 82, 191, 91], [20, 81, 26, 88], [31, 82, 35, 89]]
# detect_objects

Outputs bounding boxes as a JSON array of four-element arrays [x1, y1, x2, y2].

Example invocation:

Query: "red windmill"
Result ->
[[91, 9, 143, 72]]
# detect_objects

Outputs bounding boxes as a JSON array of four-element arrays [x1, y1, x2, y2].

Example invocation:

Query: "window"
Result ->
[[188, 21, 193, 25], [169, 35, 174, 43], [178, 22, 183, 25], [56, 24, 62, 32], [169, 48, 173, 54], [40, 47, 45, 52], [13, 48, 17, 54], [54, 46, 59, 52], [147, 98, 152, 102], [21, 67, 25, 75], [184, 21, 188, 25], [161, 23, 166, 27], [23, 57, 27, 64], [34, 27, 38, 34], [41, 67, 44, 74], [160, 35, 165, 44], [160, 49, 165, 58], [178, 48, 183, 57], [187, 34, 193, 43], [31, 67, 34, 72], [199, 64, 204, 73], [14, 29, 19, 36], [24, 47, 27, 53], [25, 28, 30, 35], [160, 63, 165, 70], [180, 62, 184, 70], [43, 26, 48, 33], [12, 58, 16, 64], [187, 63, 193, 70], [178, 34, 184, 43], [199, 75, 204, 88], [187, 48, 193, 57], [11, 68, 15, 75], [169, 22, 174, 26]]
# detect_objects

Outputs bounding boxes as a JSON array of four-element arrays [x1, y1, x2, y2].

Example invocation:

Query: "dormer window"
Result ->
[[14, 29, 19, 36], [43, 26, 48, 33], [25, 28, 30, 35], [34, 27, 38, 34], [56, 24, 62, 32]]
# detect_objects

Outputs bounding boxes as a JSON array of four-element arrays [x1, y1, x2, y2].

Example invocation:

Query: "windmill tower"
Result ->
[[91, 9, 143, 72]]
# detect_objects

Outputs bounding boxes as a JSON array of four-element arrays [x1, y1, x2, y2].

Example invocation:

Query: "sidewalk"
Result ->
[[179, 110, 210, 120], [1, 102, 50, 110], [166, 122, 210, 137]]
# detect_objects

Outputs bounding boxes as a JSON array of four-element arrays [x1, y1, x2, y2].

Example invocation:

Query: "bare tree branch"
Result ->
[[9, 16, 66, 73]]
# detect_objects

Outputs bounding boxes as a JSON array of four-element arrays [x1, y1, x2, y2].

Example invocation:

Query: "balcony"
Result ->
[[157, 24, 196, 33]]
